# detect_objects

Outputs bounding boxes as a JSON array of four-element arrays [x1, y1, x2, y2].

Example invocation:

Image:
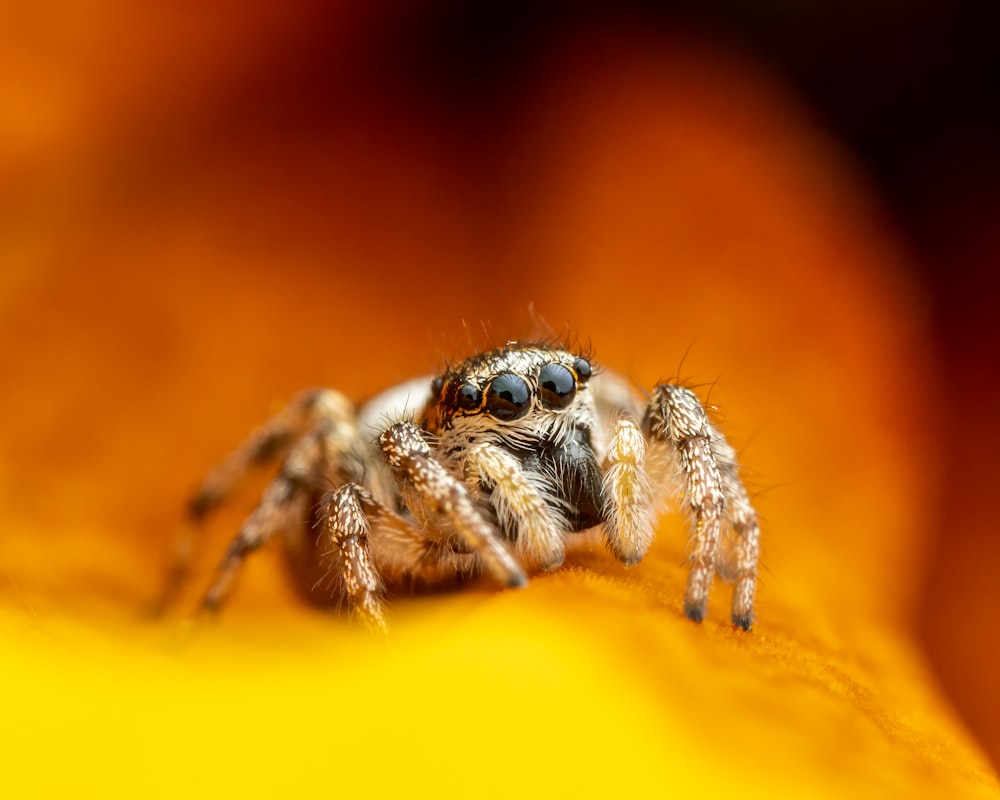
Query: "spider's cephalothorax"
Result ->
[[172, 342, 761, 632], [422, 346, 605, 546]]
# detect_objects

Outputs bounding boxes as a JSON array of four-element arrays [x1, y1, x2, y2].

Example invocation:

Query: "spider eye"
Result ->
[[455, 382, 482, 411], [431, 376, 445, 396], [538, 363, 576, 409], [485, 373, 531, 421], [573, 357, 592, 382]]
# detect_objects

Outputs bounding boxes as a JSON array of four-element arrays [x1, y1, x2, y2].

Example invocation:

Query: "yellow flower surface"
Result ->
[[0, 8, 997, 798]]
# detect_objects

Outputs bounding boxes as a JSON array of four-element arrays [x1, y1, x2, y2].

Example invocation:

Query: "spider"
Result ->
[[174, 342, 760, 632]]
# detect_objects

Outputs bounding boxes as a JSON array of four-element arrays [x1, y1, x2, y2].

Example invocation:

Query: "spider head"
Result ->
[[422, 343, 594, 439], [422, 343, 604, 531]]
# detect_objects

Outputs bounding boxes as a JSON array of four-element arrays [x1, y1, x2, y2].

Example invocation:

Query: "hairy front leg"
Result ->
[[379, 422, 527, 589], [465, 442, 566, 571], [602, 418, 656, 565]]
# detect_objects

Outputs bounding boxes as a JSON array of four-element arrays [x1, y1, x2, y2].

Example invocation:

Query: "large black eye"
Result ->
[[538, 363, 576, 409], [573, 357, 592, 382], [455, 382, 482, 411], [485, 373, 531, 421]]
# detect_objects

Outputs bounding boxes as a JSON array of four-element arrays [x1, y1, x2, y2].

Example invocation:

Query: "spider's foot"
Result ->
[[731, 612, 754, 632], [506, 571, 529, 589], [200, 595, 222, 616], [606, 537, 647, 568], [538, 552, 565, 573], [683, 600, 706, 624]]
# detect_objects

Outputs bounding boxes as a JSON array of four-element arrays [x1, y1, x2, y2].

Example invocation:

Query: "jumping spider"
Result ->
[[177, 343, 760, 631]]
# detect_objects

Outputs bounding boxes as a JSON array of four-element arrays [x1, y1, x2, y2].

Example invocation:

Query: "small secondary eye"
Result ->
[[538, 363, 576, 409], [456, 382, 482, 411], [431, 376, 445, 396], [485, 373, 531, 421], [573, 357, 592, 382]]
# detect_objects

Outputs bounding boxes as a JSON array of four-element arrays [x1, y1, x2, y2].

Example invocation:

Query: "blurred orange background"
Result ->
[[1, 3, 998, 797]]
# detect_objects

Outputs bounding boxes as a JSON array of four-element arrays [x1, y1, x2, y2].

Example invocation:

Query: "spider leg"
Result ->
[[601, 418, 656, 565], [644, 383, 759, 630], [159, 389, 356, 613], [187, 389, 355, 520], [367, 508, 478, 589], [379, 422, 528, 589], [198, 394, 369, 616], [465, 442, 567, 571], [200, 469, 309, 613], [317, 484, 388, 632], [316, 483, 482, 631], [199, 424, 344, 613], [713, 435, 760, 631]]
